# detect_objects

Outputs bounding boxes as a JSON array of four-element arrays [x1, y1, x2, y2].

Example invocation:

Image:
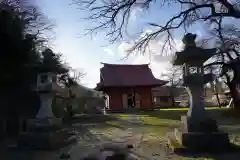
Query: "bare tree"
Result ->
[[70, 68, 86, 84], [74, 0, 240, 109], [207, 65, 222, 107], [73, 0, 240, 49], [161, 66, 182, 107], [4, 0, 54, 42], [204, 18, 240, 109], [58, 67, 86, 118], [161, 66, 182, 86]]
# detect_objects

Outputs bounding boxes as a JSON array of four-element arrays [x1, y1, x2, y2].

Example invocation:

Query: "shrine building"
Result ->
[[95, 63, 167, 111]]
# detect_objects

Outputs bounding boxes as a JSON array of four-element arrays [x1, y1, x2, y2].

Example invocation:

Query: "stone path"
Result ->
[[64, 119, 176, 160], [125, 115, 144, 123]]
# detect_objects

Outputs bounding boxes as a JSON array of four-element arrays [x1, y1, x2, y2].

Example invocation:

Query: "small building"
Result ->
[[95, 63, 167, 111], [152, 86, 174, 108], [174, 87, 189, 102]]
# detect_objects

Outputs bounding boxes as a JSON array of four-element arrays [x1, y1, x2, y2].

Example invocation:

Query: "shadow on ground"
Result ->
[[173, 143, 240, 160], [71, 114, 118, 124], [72, 122, 116, 142], [107, 119, 179, 129]]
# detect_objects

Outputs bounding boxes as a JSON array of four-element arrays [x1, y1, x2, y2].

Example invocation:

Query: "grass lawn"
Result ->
[[161, 107, 224, 111], [111, 107, 228, 126]]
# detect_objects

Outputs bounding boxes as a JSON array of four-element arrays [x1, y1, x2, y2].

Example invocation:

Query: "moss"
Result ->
[[168, 138, 184, 149]]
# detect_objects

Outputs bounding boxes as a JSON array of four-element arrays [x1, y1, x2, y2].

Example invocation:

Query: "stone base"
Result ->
[[167, 115, 230, 153], [27, 118, 62, 130], [18, 129, 76, 150], [18, 118, 76, 150], [172, 128, 230, 152], [181, 116, 219, 132]]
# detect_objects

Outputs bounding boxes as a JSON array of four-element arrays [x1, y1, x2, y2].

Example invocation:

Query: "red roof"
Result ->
[[96, 63, 167, 90]]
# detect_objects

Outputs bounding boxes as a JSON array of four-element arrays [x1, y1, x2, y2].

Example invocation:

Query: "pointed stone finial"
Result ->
[[182, 33, 197, 48]]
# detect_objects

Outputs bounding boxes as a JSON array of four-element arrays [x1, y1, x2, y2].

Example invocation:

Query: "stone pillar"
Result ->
[[36, 93, 55, 119], [183, 63, 189, 77], [184, 64, 206, 121], [186, 85, 206, 121]]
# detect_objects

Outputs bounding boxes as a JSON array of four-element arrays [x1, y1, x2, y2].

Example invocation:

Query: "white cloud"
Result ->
[[196, 30, 203, 39], [132, 55, 150, 64], [104, 48, 114, 56], [131, 54, 171, 78], [129, 7, 143, 21], [118, 29, 183, 61], [150, 61, 172, 78], [80, 67, 101, 88], [116, 29, 185, 79], [140, 29, 153, 37], [117, 42, 133, 57]]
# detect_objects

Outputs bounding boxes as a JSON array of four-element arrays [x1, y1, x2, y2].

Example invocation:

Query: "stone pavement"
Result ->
[[63, 121, 175, 160]]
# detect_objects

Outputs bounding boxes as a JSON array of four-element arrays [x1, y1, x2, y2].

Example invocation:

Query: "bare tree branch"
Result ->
[[74, 0, 240, 54], [70, 68, 86, 83], [161, 65, 183, 86]]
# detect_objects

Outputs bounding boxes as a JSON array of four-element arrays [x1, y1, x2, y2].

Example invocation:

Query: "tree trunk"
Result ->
[[170, 89, 175, 108], [231, 91, 240, 109], [214, 86, 221, 108], [228, 81, 240, 110], [171, 94, 175, 108], [68, 88, 73, 118], [215, 92, 221, 108]]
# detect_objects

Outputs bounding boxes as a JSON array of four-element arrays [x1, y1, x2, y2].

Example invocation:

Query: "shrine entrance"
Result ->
[[127, 93, 135, 108], [122, 89, 141, 109]]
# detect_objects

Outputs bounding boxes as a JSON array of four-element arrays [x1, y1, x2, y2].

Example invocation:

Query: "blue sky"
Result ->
[[36, 0, 206, 88]]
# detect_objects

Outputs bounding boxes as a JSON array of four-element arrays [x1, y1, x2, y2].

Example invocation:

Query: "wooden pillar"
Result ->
[[122, 93, 128, 109], [135, 93, 141, 108]]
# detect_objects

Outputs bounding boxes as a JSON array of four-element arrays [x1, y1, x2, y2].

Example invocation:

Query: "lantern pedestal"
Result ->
[[18, 118, 76, 150]]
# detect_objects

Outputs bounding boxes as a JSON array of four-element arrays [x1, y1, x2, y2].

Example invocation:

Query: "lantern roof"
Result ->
[[172, 47, 217, 66], [172, 33, 217, 66]]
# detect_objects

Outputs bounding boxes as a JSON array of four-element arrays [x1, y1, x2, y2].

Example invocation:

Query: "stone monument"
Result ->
[[18, 69, 76, 150], [169, 33, 230, 152]]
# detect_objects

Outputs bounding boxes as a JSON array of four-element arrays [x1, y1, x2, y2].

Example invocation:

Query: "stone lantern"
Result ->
[[173, 33, 217, 120], [18, 65, 76, 150], [168, 33, 230, 152], [35, 72, 56, 119]]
